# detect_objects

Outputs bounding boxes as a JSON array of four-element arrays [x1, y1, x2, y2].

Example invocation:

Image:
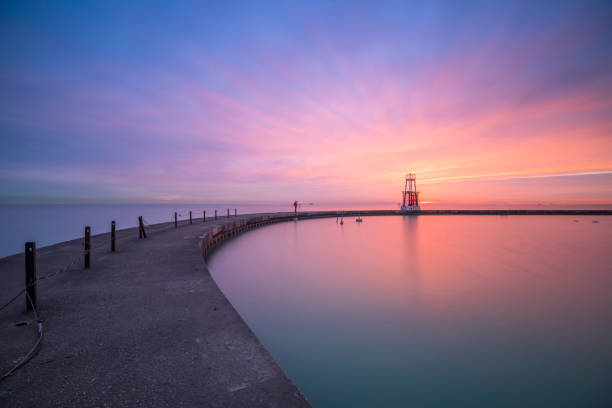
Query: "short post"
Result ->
[[138, 216, 147, 239], [215, 209, 217, 220], [234, 208, 237, 217], [111, 220, 116, 251], [25, 242, 37, 311], [227, 208, 230, 217], [189, 211, 192, 224], [203, 210, 206, 222], [84, 226, 91, 269], [174, 212, 178, 228]]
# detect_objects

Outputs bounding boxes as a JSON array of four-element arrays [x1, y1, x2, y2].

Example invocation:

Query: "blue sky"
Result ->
[[1, 1, 611, 204]]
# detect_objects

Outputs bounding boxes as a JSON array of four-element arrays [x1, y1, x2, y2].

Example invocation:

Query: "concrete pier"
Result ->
[[1, 209, 610, 406], [0, 213, 309, 407]]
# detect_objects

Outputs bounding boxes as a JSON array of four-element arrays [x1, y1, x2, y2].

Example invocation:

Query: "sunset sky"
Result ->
[[1, 1, 611, 206]]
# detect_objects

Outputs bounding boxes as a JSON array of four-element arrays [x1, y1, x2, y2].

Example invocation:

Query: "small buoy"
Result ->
[[593, 220, 600, 223]]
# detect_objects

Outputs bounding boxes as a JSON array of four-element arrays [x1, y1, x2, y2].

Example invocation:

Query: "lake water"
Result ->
[[1, 203, 609, 259], [209, 215, 612, 407], [0, 202, 391, 258]]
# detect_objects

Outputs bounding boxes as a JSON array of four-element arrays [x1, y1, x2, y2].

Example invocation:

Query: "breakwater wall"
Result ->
[[0, 211, 312, 407], [199, 209, 611, 258]]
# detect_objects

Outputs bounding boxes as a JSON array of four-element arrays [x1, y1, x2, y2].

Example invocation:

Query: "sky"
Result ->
[[1, 0, 611, 206]]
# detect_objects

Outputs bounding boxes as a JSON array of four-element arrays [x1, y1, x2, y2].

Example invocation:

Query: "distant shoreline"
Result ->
[[296, 209, 612, 216], [0, 209, 612, 260]]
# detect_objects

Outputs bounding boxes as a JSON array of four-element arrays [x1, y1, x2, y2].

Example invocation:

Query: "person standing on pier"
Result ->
[[293, 200, 298, 215]]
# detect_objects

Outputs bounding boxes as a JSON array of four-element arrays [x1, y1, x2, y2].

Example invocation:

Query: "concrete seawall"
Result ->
[[0, 213, 310, 407], [199, 210, 611, 260], [1, 209, 610, 406]]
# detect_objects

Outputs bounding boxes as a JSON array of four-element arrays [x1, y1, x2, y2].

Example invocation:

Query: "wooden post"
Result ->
[[25, 242, 37, 311], [227, 208, 230, 217], [111, 220, 116, 251], [174, 212, 178, 228], [234, 208, 237, 217], [189, 211, 192, 224], [84, 226, 91, 269], [203, 211, 206, 222], [138, 216, 147, 239], [215, 209, 217, 220]]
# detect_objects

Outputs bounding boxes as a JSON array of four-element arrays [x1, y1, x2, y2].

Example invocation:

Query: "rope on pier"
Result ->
[[142, 218, 176, 233], [1, 212, 202, 313], [0, 248, 84, 314], [1, 218, 174, 314], [0, 289, 25, 314], [1, 210, 216, 378], [0, 291, 43, 382]]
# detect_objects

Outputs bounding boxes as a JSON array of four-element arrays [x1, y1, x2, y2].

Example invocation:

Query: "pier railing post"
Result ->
[[138, 216, 147, 239], [215, 209, 217, 220], [189, 211, 192, 224], [174, 212, 178, 228], [227, 208, 229, 217], [203, 210, 206, 222], [84, 226, 91, 269], [234, 208, 237, 217], [25, 242, 37, 311], [111, 220, 116, 251]]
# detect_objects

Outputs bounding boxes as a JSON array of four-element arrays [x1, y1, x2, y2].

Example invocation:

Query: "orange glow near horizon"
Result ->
[[1, 2, 611, 205]]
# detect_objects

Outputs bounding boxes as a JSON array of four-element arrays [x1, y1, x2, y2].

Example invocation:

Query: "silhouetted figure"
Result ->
[[293, 200, 298, 215]]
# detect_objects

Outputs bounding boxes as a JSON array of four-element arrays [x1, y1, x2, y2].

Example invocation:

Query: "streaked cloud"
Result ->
[[0, 1, 611, 205]]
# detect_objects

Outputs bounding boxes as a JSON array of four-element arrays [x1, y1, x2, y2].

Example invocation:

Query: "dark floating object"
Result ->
[[573, 219, 579, 223], [592, 220, 600, 223], [15, 321, 28, 327]]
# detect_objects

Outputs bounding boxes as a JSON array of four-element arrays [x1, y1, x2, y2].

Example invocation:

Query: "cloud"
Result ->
[[1, 1, 611, 204]]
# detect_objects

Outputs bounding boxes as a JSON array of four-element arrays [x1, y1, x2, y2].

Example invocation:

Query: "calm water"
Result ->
[[0, 202, 391, 258], [209, 215, 612, 407], [1, 203, 609, 259]]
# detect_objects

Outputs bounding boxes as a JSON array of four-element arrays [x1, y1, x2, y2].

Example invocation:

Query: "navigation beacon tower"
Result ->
[[401, 173, 420, 212]]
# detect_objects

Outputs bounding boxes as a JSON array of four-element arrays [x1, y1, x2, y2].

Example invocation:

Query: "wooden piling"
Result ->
[[111, 221, 116, 251], [190, 211, 192, 224], [84, 226, 91, 269], [234, 208, 237, 217], [215, 209, 217, 220], [227, 208, 230, 217], [25, 242, 37, 311], [203, 210, 206, 222], [174, 212, 178, 228], [138, 216, 147, 239]]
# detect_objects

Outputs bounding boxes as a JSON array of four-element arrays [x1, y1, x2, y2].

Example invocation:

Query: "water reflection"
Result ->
[[209, 216, 612, 407]]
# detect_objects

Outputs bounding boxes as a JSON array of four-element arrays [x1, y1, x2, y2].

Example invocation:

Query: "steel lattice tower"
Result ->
[[401, 173, 420, 211]]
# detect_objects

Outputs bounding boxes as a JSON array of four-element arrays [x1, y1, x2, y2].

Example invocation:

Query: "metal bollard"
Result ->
[[25, 242, 37, 311], [84, 226, 91, 269], [111, 220, 116, 251], [138, 216, 147, 239]]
